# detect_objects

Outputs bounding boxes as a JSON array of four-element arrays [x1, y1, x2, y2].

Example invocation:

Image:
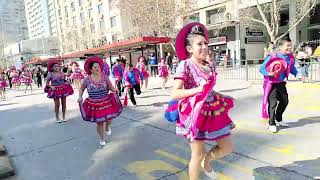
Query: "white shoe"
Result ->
[[201, 159, 217, 179], [99, 141, 106, 146], [106, 127, 112, 136], [276, 121, 290, 127], [268, 125, 277, 133], [56, 119, 62, 123]]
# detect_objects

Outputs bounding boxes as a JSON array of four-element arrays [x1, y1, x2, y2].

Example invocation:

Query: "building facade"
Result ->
[[194, 0, 320, 61], [54, 0, 129, 54], [0, 0, 29, 44], [24, 0, 52, 39]]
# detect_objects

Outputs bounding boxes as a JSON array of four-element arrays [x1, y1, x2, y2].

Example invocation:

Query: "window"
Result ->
[[98, 3, 104, 14], [279, 5, 289, 26], [72, 16, 77, 24], [80, 12, 85, 23], [78, 0, 82, 6], [58, 9, 61, 16], [81, 27, 86, 35], [88, 8, 93, 18], [206, 8, 225, 25], [110, 16, 116, 27], [90, 24, 95, 33], [99, 19, 105, 31], [92, 39, 96, 47], [112, 35, 117, 42], [71, 2, 75, 11], [64, 6, 68, 16]]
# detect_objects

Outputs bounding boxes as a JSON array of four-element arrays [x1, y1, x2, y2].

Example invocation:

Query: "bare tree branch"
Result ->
[[276, 0, 318, 42]]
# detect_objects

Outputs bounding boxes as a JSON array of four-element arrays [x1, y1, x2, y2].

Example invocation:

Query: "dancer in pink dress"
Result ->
[[0, 67, 7, 99], [158, 58, 169, 90], [136, 56, 149, 89], [69, 62, 84, 89], [46, 59, 74, 123], [10, 68, 21, 90], [171, 22, 234, 180], [20, 65, 33, 94], [78, 57, 122, 146]]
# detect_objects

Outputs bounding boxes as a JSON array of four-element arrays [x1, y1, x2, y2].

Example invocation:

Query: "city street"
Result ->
[[0, 77, 320, 180]]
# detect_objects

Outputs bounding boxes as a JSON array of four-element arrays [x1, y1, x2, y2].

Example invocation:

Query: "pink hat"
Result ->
[[175, 22, 209, 61], [266, 57, 287, 78], [84, 56, 104, 75], [47, 59, 61, 72]]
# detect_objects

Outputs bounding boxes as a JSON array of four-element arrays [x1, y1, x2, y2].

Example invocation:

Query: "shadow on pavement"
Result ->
[[137, 94, 170, 99], [280, 116, 320, 130], [253, 157, 320, 180], [219, 86, 251, 93]]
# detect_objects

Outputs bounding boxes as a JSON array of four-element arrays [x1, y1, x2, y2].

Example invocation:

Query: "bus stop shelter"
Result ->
[[61, 36, 171, 64]]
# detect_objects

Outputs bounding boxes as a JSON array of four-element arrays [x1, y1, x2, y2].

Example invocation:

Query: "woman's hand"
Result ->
[[50, 86, 55, 90]]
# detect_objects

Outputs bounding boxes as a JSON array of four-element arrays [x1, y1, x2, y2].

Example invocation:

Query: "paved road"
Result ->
[[0, 77, 319, 180]]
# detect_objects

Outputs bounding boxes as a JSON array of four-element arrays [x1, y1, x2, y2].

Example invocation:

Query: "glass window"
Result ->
[[64, 6, 68, 16], [92, 39, 96, 47], [100, 19, 105, 31], [80, 12, 85, 23], [72, 16, 77, 24], [110, 16, 116, 27], [81, 27, 86, 35], [112, 35, 118, 42], [90, 24, 95, 33], [71, 2, 75, 11], [88, 8, 93, 18], [98, 3, 104, 14]]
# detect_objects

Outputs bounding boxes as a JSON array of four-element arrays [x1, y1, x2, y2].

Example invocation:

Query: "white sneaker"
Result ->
[[268, 125, 277, 133], [99, 141, 106, 146], [106, 127, 112, 136], [201, 159, 217, 179], [276, 121, 290, 127]]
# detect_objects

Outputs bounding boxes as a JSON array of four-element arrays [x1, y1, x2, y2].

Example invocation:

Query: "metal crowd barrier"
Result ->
[[216, 59, 320, 82]]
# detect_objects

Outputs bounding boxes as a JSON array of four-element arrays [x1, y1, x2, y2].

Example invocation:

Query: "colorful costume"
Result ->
[[79, 57, 123, 123], [112, 63, 125, 96], [20, 71, 33, 85], [70, 67, 84, 80], [46, 72, 74, 99], [158, 63, 169, 78], [111, 63, 124, 81], [174, 59, 234, 141], [123, 67, 144, 105], [260, 52, 297, 125], [136, 62, 149, 79], [103, 63, 110, 76], [0, 74, 7, 88], [11, 72, 20, 84]]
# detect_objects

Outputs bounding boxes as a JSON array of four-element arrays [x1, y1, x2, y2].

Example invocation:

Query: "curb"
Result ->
[[0, 145, 15, 179]]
